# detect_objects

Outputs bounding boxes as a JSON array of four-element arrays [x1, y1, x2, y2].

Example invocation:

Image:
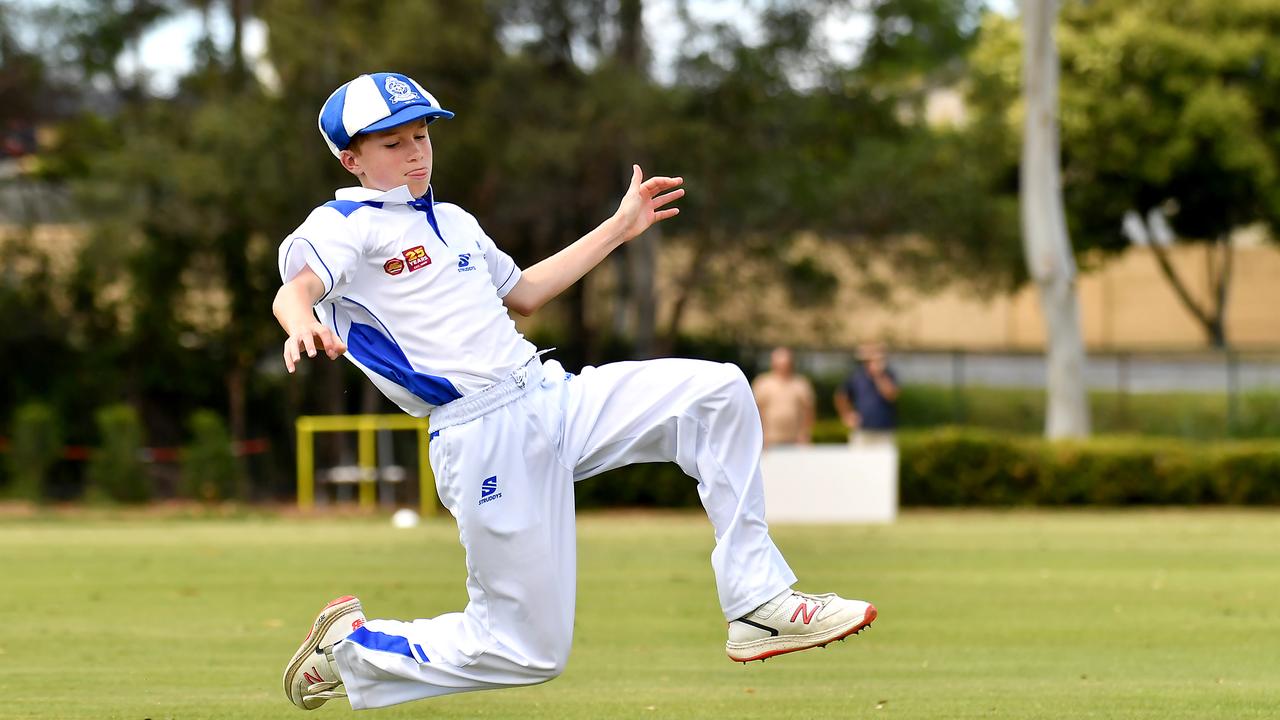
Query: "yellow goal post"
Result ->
[[296, 414, 435, 516]]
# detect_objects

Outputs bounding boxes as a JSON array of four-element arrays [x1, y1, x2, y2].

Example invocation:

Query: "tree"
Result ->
[[970, 0, 1280, 348], [1020, 0, 1090, 438]]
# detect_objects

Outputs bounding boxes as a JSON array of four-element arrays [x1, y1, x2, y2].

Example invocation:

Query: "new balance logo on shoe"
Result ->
[[725, 591, 876, 664], [791, 602, 819, 625], [302, 666, 326, 685], [479, 475, 502, 506]]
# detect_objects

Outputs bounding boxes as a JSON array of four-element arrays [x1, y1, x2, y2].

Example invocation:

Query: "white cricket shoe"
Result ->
[[283, 595, 366, 710], [726, 589, 876, 663]]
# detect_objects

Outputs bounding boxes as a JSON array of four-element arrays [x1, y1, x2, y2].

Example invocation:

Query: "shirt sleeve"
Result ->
[[476, 223, 522, 298], [277, 207, 365, 303]]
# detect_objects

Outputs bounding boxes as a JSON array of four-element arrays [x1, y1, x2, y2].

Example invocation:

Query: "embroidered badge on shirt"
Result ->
[[383, 258, 405, 275], [403, 245, 431, 272]]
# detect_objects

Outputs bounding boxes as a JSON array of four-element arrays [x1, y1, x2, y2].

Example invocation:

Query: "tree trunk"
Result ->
[[1020, 0, 1090, 438], [658, 237, 713, 355], [226, 359, 249, 499], [1144, 227, 1232, 349], [229, 0, 248, 88], [631, 225, 657, 357], [616, 0, 656, 357]]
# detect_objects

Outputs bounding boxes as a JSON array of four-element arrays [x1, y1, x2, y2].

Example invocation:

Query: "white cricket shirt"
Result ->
[[277, 184, 537, 416]]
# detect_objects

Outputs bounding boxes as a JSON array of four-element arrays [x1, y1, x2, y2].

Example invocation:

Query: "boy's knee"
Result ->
[[715, 362, 753, 400], [720, 361, 749, 386], [535, 657, 570, 682], [514, 642, 571, 683]]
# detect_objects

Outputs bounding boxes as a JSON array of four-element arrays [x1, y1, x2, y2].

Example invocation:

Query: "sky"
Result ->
[[113, 0, 1017, 95]]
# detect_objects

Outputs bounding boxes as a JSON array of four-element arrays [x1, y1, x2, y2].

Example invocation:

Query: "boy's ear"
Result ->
[[339, 149, 361, 176]]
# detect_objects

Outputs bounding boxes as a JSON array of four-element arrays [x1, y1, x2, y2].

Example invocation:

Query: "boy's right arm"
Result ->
[[272, 265, 347, 373]]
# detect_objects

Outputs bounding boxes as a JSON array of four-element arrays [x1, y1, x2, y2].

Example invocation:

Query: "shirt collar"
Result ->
[[333, 184, 432, 205]]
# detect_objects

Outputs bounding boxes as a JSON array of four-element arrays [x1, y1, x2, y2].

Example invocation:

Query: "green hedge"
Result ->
[[577, 429, 1280, 508], [898, 429, 1280, 506], [6, 402, 62, 502], [894, 385, 1280, 440], [182, 410, 241, 501], [86, 404, 149, 504]]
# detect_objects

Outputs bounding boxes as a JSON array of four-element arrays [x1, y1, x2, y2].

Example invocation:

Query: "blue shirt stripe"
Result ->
[[346, 322, 463, 406]]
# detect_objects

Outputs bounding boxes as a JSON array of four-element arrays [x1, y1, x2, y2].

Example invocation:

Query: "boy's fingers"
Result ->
[[652, 188, 684, 208], [628, 164, 643, 191], [322, 329, 347, 358], [302, 333, 317, 358], [654, 208, 680, 221], [643, 176, 682, 193], [283, 340, 298, 373]]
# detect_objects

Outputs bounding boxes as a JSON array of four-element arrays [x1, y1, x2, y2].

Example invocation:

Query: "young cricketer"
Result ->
[[275, 72, 876, 711]]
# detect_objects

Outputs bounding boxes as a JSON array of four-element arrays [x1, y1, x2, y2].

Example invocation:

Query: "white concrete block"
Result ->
[[761, 445, 898, 524]]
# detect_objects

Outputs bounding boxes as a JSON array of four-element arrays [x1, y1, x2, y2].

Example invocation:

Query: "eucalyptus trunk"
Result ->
[[1020, 0, 1090, 438]]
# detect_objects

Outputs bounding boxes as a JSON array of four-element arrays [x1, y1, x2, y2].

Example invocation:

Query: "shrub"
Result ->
[[6, 402, 63, 502], [899, 429, 1280, 506], [898, 429, 1035, 506], [181, 410, 240, 501], [87, 404, 149, 503]]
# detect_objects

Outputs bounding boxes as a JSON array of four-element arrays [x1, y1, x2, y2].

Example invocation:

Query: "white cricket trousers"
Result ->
[[333, 357, 797, 709]]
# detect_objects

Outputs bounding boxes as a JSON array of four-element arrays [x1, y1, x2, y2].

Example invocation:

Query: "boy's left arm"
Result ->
[[502, 165, 683, 316]]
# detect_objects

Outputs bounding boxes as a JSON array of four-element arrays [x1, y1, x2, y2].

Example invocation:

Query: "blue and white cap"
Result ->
[[318, 72, 455, 157]]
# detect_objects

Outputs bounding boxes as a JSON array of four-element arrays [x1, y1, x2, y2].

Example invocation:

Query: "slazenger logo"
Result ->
[[403, 245, 431, 272], [383, 258, 405, 275], [384, 76, 419, 104], [478, 475, 502, 506]]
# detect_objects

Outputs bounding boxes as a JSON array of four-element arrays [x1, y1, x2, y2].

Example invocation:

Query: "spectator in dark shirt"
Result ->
[[834, 342, 899, 446]]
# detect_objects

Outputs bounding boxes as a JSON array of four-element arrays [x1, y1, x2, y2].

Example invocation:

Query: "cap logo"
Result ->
[[384, 76, 419, 104]]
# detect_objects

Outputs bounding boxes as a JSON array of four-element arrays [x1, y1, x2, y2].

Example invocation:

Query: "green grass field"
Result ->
[[2, 509, 1278, 719]]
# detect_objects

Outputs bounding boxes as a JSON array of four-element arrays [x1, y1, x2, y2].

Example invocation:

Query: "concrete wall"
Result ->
[[665, 238, 1280, 351]]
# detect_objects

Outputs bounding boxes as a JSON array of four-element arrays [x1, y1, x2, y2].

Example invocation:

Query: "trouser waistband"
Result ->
[[429, 355, 547, 431]]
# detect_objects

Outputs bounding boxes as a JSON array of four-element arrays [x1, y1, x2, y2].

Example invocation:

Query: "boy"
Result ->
[[275, 72, 876, 711]]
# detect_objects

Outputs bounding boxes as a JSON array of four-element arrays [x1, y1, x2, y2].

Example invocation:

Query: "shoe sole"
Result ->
[[726, 604, 877, 663], [282, 595, 362, 709]]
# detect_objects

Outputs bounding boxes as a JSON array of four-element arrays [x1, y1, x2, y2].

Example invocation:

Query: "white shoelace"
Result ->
[[305, 680, 347, 701]]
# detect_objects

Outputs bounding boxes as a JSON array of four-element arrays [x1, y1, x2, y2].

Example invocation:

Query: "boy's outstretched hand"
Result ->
[[614, 165, 684, 241], [282, 321, 346, 374], [273, 267, 346, 373]]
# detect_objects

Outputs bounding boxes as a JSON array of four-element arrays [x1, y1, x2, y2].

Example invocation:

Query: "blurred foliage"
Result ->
[[861, 0, 984, 83], [6, 401, 62, 502], [969, 0, 1280, 247], [86, 404, 149, 503], [181, 409, 239, 501], [2, 0, 1009, 493], [6, 0, 1275, 498], [966, 0, 1280, 345]]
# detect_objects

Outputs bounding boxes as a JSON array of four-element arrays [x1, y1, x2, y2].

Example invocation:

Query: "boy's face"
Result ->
[[340, 120, 433, 196]]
